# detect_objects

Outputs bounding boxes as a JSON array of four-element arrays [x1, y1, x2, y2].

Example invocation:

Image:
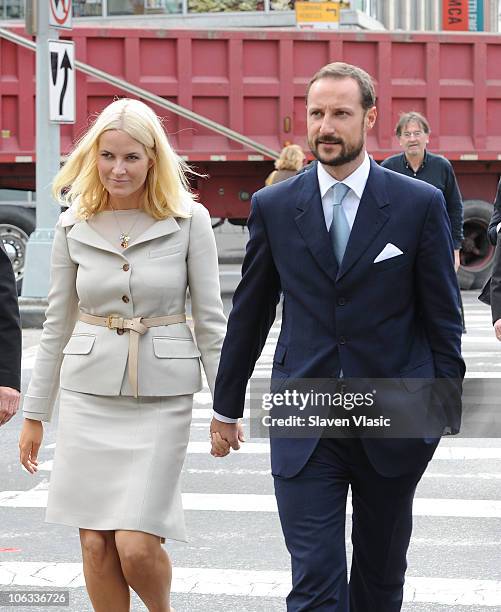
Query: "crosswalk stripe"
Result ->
[[33, 461, 501, 480], [40, 440, 501, 459], [0, 562, 500, 605], [2, 489, 501, 518], [183, 442, 501, 459]]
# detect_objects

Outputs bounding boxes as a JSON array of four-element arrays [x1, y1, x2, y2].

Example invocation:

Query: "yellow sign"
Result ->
[[295, 2, 349, 29]]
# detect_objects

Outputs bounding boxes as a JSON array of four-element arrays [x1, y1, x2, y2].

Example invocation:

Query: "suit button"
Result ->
[[337, 297, 346, 306], [339, 336, 347, 345], [117, 328, 125, 335], [122, 264, 130, 272], [122, 295, 129, 303]]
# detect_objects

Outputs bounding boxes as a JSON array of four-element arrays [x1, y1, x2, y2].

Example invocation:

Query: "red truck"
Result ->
[[0, 26, 499, 290]]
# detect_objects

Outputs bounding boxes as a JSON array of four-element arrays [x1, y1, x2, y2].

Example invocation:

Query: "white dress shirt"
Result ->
[[213, 153, 371, 424], [318, 151, 371, 231]]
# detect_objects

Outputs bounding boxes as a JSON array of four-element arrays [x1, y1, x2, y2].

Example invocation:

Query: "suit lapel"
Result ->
[[294, 162, 338, 283], [337, 160, 390, 281]]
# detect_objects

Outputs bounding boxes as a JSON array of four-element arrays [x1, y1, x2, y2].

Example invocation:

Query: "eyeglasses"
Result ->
[[402, 131, 424, 138]]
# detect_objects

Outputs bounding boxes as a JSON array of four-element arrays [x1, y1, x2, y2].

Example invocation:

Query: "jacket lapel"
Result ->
[[294, 162, 338, 283], [67, 221, 123, 255], [337, 160, 390, 281], [66, 215, 181, 254], [127, 216, 180, 248]]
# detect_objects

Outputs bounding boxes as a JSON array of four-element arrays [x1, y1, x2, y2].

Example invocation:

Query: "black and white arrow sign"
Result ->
[[48, 40, 75, 123]]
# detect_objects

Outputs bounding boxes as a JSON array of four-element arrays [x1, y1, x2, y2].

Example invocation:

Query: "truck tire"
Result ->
[[0, 206, 36, 294], [228, 218, 247, 227], [458, 199, 494, 290]]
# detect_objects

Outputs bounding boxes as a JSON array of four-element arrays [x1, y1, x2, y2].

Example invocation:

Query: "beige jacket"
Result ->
[[23, 201, 226, 422]]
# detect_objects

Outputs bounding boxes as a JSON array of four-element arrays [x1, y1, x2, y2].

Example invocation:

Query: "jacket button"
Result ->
[[122, 295, 129, 303], [337, 297, 346, 306], [339, 336, 347, 345], [122, 263, 130, 272], [117, 328, 125, 335]]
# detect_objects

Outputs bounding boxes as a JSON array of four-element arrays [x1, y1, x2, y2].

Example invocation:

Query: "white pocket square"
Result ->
[[374, 243, 404, 263]]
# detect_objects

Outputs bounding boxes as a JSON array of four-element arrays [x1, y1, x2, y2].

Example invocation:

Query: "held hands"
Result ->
[[210, 417, 245, 458], [495, 319, 501, 342], [19, 418, 43, 474], [0, 386, 20, 426]]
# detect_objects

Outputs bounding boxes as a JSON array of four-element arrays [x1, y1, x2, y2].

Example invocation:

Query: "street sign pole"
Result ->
[[22, 1, 62, 298]]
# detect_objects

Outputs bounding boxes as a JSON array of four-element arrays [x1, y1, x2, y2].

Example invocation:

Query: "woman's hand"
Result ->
[[494, 319, 501, 341], [210, 418, 245, 457], [19, 419, 43, 474]]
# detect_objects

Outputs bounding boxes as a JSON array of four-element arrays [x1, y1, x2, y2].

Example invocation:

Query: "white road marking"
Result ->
[[0, 563, 500, 605], [466, 372, 501, 377], [42, 441, 501, 458], [33, 459, 501, 482], [3, 488, 501, 518]]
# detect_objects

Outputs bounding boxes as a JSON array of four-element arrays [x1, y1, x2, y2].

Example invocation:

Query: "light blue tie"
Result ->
[[329, 182, 351, 264]]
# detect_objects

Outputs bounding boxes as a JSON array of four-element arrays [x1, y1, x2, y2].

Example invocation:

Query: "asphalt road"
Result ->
[[1, 292, 501, 611]]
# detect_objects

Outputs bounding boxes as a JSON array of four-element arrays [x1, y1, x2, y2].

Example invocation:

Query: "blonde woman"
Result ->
[[265, 144, 305, 186], [19, 98, 227, 612]]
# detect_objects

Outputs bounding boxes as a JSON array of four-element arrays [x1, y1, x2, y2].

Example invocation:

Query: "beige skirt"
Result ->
[[46, 389, 193, 542]]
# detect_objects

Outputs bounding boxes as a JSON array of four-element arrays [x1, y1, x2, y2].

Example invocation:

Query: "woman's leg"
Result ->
[[79, 529, 130, 612], [115, 530, 173, 612]]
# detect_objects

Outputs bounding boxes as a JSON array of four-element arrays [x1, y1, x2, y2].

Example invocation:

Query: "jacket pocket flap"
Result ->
[[400, 360, 434, 392], [153, 337, 201, 359], [273, 343, 287, 365], [63, 334, 96, 355], [149, 244, 182, 258]]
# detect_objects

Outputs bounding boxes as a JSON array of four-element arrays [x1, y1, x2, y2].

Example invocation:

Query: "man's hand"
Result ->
[[0, 386, 20, 426], [210, 417, 245, 457], [454, 249, 460, 273], [494, 319, 501, 341]]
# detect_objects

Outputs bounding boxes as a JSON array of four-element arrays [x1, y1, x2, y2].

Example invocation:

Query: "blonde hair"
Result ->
[[52, 98, 195, 219], [275, 144, 305, 171]]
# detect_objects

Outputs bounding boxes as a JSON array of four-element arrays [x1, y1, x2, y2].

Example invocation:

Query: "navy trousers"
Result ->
[[273, 438, 427, 611]]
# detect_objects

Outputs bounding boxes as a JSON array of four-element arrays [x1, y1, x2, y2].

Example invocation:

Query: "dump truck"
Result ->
[[1, 26, 499, 290]]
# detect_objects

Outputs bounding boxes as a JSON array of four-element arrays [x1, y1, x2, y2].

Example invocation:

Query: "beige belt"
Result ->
[[78, 311, 187, 398]]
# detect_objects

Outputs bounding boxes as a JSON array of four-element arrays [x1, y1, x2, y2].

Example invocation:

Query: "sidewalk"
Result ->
[[213, 220, 248, 264]]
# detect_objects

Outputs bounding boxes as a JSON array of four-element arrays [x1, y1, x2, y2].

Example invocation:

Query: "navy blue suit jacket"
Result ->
[[213, 159, 465, 478], [0, 241, 21, 391]]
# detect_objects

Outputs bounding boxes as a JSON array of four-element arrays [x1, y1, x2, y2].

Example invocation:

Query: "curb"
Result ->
[[18, 298, 48, 329], [218, 256, 243, 265]]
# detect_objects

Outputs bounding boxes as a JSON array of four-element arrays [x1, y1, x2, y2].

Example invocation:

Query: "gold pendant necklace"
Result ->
[[119, 231, 131, 249], [108, 201, 141, 248]]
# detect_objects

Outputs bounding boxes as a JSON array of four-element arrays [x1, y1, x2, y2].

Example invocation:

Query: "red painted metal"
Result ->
[[1, 27, 501, 214]]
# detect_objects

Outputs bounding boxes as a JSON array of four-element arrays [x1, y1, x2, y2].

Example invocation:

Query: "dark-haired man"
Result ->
[[211, 64, 464, 611]]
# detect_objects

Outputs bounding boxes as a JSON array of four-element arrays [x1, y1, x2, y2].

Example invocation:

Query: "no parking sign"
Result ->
[[49, 0, 72, 30]]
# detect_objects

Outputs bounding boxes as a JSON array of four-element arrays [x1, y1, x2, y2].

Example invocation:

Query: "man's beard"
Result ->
[[309, 114, 366, 167], [309, 134, 364, 167]]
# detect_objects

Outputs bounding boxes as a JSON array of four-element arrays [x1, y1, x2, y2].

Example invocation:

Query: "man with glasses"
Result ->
[[382, 111, 465, 330]]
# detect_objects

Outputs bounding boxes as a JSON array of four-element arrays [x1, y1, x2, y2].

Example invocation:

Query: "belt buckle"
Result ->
[[107, 315, 118, 330]]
